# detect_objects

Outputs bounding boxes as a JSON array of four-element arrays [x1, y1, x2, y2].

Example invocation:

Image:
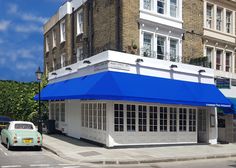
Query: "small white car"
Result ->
[[1, 121, 42, 150]]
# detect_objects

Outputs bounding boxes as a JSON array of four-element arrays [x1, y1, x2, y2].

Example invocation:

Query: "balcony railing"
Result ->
[[140, 48, 181, 63], [189, 56, 212, 68]]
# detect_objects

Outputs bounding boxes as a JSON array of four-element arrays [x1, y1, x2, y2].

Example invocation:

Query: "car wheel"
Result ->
[[36, 146, 42, 151], [7, 140, 12, 150]]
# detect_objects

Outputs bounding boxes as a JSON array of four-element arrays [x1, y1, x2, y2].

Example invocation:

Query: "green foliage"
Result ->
[[0, 77, 48, 124]]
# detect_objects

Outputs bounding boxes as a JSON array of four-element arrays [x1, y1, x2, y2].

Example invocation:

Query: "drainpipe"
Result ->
[[71, 7, 75, 63], [115, 0, 122, 51], [88, 0, 94, 57]]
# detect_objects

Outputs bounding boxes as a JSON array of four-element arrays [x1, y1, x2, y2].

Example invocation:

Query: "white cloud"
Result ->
[[8, 3, 48, 24], [8, 3, 18, 14], [15, 24, 43, 33], [22, 14, 48, 24], [16, 61, 38, 70], [0, 20, 11, 31]]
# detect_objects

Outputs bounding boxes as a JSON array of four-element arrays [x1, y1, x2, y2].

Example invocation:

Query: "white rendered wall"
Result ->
[[48, 50, 214, 85], [66, 100, 81, 139]]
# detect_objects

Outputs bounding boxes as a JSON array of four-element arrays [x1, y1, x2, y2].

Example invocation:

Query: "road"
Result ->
[[1, 139, 236, 168], [100, 157, 236, 168], [0, 139, 90, 168]]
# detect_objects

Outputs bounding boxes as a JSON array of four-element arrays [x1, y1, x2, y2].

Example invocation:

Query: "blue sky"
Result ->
[[0, 0, 66, 82]]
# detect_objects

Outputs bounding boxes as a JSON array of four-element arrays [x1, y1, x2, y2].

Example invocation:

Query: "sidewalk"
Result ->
[[42, 134, 236, 165]]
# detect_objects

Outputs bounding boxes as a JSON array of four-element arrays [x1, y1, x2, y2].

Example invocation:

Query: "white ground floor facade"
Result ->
[[49, 100, 218, 147]]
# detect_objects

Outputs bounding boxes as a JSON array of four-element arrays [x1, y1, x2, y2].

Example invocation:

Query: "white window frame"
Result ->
[[60, 20, 66, 43], [143, 0, 152, 10], [160, 106, 168, 132], [157, 35, 166, 60], [169, 38, 179, 62], [45, 36, 49, 52], [127, 105, 136, 132], [206, 3, 213, 29], [226, 10, 232, 34], [216, 49, 223, 70], [138, 105, 147, 132], [170, 0, 178, 18], [189, 109, 196, 132], [114, 104, 124, 132], [216, 7, 223, 31], [225, 52, 232, 72], [179, 108, 187, 132], [77, 10, 84, 35], [149, 106, 158, 132], [60, 53, 66, 68], [157, 0, 165, 14], [52, 29, 56, 48], [169, 107, 177, 132], [60, 103, 65, 122]]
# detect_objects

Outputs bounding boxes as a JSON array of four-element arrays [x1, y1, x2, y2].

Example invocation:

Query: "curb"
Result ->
[[83, 154, 236, 165], [42, 145, 236, 165]]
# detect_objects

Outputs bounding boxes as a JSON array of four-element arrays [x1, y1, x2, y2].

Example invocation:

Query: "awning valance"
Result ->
[[35, 71, 232, 108]]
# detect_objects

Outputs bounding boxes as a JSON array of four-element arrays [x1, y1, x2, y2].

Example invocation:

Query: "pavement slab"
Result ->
[[42, 134, 236, 165]]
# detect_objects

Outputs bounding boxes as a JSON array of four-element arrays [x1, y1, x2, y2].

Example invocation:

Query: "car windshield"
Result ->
[[14, 124, 33, 130]]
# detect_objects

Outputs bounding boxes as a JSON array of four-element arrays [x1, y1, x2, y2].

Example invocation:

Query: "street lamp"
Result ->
[[35, 67, 43, 134]]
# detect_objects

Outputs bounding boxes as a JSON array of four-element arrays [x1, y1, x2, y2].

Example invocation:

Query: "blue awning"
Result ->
[[222, 98, 236, 114], [35, 71, 232, 108]]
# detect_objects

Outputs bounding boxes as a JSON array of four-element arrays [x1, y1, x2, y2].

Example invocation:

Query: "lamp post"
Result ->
[[35, 67, 43, 134]]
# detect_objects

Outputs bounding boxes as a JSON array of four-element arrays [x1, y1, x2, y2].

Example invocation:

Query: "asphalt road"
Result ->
[[100, 157, 236, 168], [0, 139, 90, 168]]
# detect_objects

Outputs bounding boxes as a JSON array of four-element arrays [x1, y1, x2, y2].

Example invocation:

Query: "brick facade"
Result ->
[[182, 0, 204, 63]]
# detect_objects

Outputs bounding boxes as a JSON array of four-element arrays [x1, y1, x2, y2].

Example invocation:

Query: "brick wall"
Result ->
[[121, 0, 140, 54], [182, 0, 204, 63]]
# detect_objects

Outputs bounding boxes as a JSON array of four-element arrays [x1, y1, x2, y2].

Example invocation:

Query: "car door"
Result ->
[[1, 123, 10, 144]]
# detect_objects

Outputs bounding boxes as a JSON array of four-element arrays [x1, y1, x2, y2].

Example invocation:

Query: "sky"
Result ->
[[0, 0, 66, 82]]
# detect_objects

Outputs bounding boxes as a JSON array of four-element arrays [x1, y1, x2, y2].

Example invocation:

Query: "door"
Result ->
[[198, 109, 207, 143]]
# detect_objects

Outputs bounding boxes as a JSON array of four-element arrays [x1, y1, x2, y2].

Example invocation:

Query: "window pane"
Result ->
[[216, 8, 222, 31], [206, 5, 213, 28], [138, 105, 147, 131], [143, 0, 151, 10], [170, 39, 178, 62], [170, 0, 177, 17], [114, 104, 124, 132], [160, 107, 167, 132], [157, 0, 165, 14], [127, 105, 136, 132], [157, 36, 165, 60]]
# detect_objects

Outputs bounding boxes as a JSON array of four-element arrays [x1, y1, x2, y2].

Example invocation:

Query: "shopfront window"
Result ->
[[149, 106, 158, 132], [189, 109, 196, 132], [169, 107, 177, 132], [114, 104, 124, 132], [179, 108, 187, 131], [160, 107, 168, 132], [127, 105, 136, 132], [138, 105, 147, 131]]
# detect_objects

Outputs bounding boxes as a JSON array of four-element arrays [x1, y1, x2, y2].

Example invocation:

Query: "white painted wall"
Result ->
[[139, 0, 183, 29], [66, 100, 81, 138], [48, 50, 215, 85], [59, 0, 87, 20]]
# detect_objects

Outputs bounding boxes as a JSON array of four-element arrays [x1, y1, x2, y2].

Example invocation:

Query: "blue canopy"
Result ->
[[35, 71, 232, 108], [222, 98, 236, 114]]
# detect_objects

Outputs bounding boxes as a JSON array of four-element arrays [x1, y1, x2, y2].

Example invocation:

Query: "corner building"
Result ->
[[40, 0, 233, 147]]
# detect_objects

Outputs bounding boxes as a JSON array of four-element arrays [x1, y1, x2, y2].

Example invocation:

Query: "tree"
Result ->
[[0, 78, 48, 124]]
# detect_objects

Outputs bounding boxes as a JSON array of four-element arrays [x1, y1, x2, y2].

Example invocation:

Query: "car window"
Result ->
[[15, 124, 33, 130]]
